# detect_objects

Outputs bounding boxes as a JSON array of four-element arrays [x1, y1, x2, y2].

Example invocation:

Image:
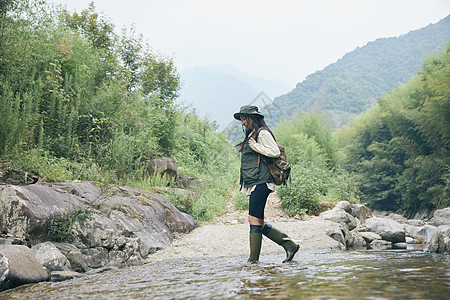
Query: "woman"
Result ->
[[234, 105, 299, 263]]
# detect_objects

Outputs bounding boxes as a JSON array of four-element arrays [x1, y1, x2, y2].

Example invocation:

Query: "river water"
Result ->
[[1, 249, 449, 299]]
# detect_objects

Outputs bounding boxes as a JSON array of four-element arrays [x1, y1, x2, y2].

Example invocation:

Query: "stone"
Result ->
[[81, 247, 109, 269], [32, 241, 71, 274], [365, 217, 406, 243], [403, 224, 420, 238], [359, 231, 382, 244], [369, 239, 392, 250], [54, 243, 88, 273], [351, 204, 373, 224], [416, 225, 438, 243], [433, 208, 450, 226], [176, 176, 208, 189], [147, 157, 177, 182], [405, 237, 415, 244], [0, 182, 197, 269], [428, 225, 450, 254], [325, 222, 346, 249], [49, 270, 84, 282], [408, 219, 426, 227], [413, 236, 426, 244], [335, 201, 352, 214], [340, 222, 350, 242], [320, 208, 358, 231], [393, 242, 407, 249], [0, 245, 48, 291], [386, 213, 409, 224], [347, 231, 366, 250]]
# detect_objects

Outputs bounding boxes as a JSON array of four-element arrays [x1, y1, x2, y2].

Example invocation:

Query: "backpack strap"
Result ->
[[254, 127, 276, 165]]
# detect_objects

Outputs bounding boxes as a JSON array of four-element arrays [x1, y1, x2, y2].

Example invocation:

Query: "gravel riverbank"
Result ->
[[148, 192, 342, 262]]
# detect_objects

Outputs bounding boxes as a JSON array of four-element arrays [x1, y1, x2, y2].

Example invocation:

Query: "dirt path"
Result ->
[[204, 191, 296, 225], [147, 192, 342, 262]]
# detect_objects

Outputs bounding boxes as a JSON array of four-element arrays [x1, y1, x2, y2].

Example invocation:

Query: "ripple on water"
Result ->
[[0, 250, 449, 299]]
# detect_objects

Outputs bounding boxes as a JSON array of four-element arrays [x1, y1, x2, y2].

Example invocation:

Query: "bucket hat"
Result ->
[[233, 105, 264, 120]]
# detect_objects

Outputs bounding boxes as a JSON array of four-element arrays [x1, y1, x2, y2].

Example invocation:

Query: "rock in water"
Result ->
[[32, 241, 71, 274], [0, 245, 48, 291], [428, 226, 450, 254], [365, 217, 406, 243], [433, 208, 450, 226], [0, 182, 197, 271]]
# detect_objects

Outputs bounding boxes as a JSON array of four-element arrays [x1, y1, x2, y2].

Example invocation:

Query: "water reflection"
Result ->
[[1, 250, 449, 299]]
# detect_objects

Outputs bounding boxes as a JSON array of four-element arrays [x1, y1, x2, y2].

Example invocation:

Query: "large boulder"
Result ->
[[351, 204, 373, 224], [320, 208, 358, 231], [403, 224, 437, 243], [386, 213, 409, 224], [335, 201, 352, 214], [365, 217, 406, 243], [433, 208, 450, 226], [324, 222, 346, 249], [428, 226, 450, 254], [347, 231, 366, 250], [359, 231, 382, 244], [416, 225, 438, 243], [54, 243, 88, 273], [0, 182, 197, 270], [32, 241, 71, 274], [0, 245, 48, 291], [147, 157, 177, 182], [403, 224, 420, 238]]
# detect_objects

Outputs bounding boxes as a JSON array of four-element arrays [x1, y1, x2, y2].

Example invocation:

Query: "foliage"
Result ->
[[0, 0, 239, 223], [339, 44, 450, 216], [277, 162, 358, 216], [171, 109, 240, 222], [272, 112, 358, 215], [234, 192, 249, 211], [274, 112, 342, 169], [0, 0, 180, 174], [49, 205, 92, 242]]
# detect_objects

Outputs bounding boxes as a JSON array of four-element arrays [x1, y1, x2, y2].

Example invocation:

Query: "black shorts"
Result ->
[[248, 184, 272, 219]]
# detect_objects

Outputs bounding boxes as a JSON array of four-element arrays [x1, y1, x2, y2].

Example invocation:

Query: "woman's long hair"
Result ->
[[236, 114, 275, 152]]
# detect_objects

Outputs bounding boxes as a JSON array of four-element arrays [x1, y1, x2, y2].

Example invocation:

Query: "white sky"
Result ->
[[48, 0, 449, 88]]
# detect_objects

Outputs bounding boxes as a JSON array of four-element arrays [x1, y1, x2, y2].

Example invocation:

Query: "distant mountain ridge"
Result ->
[[177, 65, 289, 130], [259, 15, 450, 130]]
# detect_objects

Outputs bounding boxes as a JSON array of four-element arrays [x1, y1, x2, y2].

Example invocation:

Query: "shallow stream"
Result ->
[[2, 249, 449, 299]]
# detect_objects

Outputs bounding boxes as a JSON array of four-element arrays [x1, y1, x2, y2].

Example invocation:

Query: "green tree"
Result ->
[[340, 44, 450, 215]]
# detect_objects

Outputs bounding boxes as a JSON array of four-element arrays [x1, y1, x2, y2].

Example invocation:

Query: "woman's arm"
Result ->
[[248, 130, 280, 157]]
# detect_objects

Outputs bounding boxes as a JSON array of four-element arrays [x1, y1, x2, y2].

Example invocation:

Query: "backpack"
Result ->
[[256, 129, 291, 186]]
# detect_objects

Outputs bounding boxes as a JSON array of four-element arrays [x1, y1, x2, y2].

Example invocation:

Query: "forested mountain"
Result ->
[[245, 15, 450, 133], [178, 65, 289, 130], [339, 44, 449, 217]]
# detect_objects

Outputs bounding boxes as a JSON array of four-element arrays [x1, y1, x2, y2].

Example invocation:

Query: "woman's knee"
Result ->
[[248, 215, 264, 225]]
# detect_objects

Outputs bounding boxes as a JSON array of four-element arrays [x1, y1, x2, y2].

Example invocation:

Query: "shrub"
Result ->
[[234, 192, 249, 211], [278, 162, 358, 216], [49, 206, 92, 242]]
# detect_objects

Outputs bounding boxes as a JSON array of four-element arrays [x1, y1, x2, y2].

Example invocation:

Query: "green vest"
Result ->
[[240, 135, 275, 188]]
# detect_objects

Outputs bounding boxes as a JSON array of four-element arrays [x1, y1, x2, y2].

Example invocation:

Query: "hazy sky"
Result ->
[[48, 0, 449, 88]]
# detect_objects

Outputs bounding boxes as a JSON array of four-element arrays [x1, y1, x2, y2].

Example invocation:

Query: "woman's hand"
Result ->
[[248, 137, 256, 146]]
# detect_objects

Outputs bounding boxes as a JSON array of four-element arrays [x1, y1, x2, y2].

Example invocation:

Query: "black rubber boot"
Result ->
[[248, 225, 263, 263], [262, 223, 299, 263]]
